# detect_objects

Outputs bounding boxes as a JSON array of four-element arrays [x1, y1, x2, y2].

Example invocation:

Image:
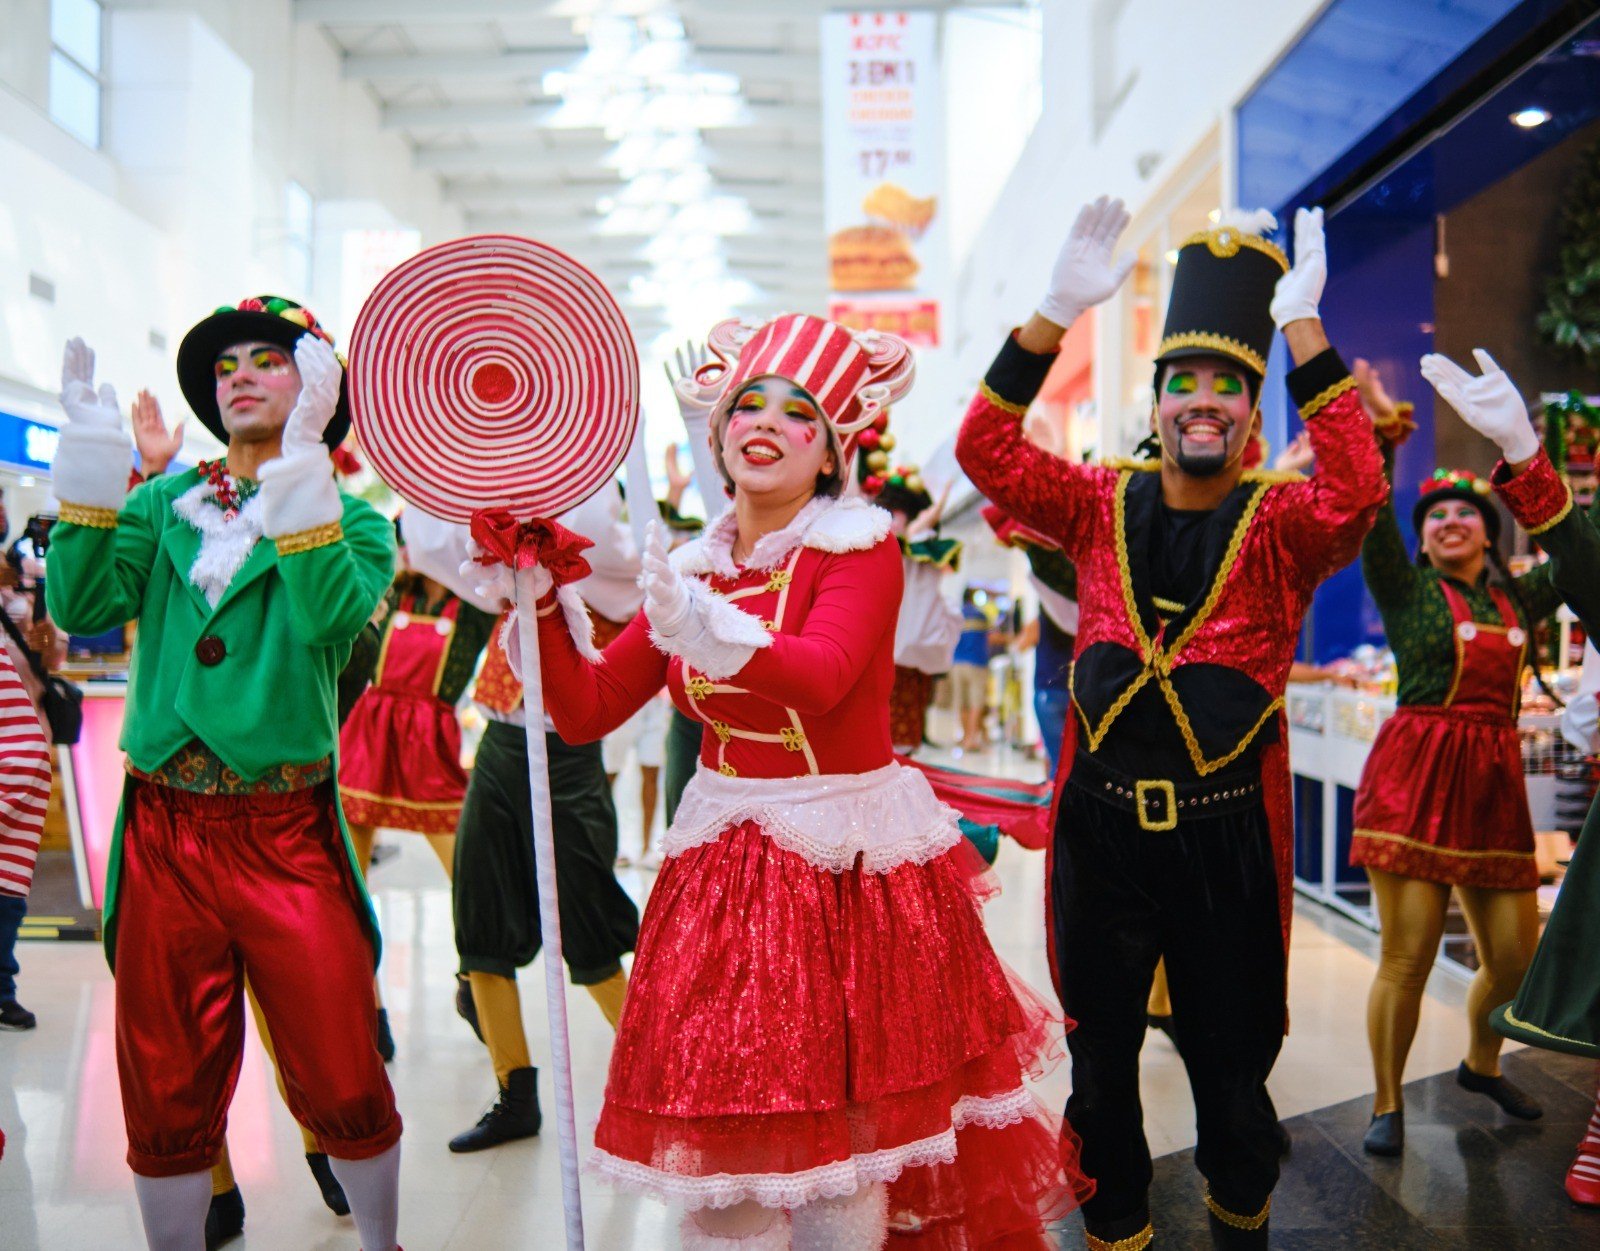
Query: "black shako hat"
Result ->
[[177, 295, 350, 448], [1154, 226, 1289, 380]]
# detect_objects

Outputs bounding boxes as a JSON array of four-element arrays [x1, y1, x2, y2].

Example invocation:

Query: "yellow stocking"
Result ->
[[469, 971, 531, 1085], [586, 968, 629, 1030]]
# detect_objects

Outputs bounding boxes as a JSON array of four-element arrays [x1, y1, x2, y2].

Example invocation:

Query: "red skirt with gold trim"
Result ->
[[338, 688, 467, 835], [1351, 704, 1537, 890]]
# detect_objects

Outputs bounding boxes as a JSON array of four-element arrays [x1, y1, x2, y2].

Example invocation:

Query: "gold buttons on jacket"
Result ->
[[685, 676, 714, 700], [780, 727, 807, 752]]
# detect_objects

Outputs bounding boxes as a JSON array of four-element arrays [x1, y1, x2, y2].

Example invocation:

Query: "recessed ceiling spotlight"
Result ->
[[1510, 107, 1551, 129]]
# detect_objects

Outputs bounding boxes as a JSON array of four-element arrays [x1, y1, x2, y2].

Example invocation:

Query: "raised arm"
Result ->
[[1267, 209, 1387, 584], [44, 337, 151, 634], [957, 197, 1135, 554], [1425, 348, 1600, 633], [1353, 361, 1422, 612]]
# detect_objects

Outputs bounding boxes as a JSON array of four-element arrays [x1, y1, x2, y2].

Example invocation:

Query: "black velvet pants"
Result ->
[[1053, 780, 1286, 1239]]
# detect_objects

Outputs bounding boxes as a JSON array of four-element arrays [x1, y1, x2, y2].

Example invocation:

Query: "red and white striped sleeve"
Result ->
[[0, 649, 50, 898]]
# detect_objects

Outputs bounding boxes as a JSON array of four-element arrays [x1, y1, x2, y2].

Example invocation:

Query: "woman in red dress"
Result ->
[[1350, 362, 1554, 1156], [508, 313, 1087, 1249]]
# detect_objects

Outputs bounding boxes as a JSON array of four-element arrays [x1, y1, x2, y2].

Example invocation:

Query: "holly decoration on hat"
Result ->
[[863, 473, 885, 494]]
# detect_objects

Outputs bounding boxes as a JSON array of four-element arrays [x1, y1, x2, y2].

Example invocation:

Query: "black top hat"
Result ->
[[176, 296, 349, 449], [1154, 228, 1289, 380]]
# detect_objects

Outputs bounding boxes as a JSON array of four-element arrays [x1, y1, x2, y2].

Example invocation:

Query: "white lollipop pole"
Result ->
[[513, 565, 585, 1251], [623, 418, 654, 555]]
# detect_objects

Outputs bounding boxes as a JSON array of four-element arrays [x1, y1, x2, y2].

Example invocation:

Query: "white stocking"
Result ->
[[328, 1142, 401, 1251], [789, 1182, 888, 1251], [132, 1169, 211, 1251], [679, 1206, 791, 1249]]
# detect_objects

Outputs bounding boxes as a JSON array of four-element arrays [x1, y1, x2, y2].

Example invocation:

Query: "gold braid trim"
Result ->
[[1179, 227, 1291, 271], [978, 380, 1029, 417], [1084, 478, 1279, 775], [58, 502, 119, 529], [1156, 331, 1267, 377], [1500, 1005, 1591, 1048], [1205, 1190, 1271, 1230], [275, 520, 344, 556], [1525, 484, 1574, 536], [1353, 828, 1535, 861], [1299, 375, 1357, 418], [1086, 1225, 1154, 1251], [1242, 468, 1306, 484], [1102, 456, 1161, 473]]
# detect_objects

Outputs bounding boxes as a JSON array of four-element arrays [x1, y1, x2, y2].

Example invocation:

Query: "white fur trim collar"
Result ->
[[672, 496, 891, 579], [172, 482, 265, 608]]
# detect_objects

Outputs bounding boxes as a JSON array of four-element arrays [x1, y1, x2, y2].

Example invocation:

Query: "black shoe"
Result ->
[[1363, 1110, 1404, 1157], [448, 1067, 542, 1153], [1457, 1061, 1543, 1120], [0, 999, 36, 1030], [375, 1008, 395, 1063], [455, 973, 483, 1043], [305, 1152, 350, 1216], [204, 1185, 245, 1250]]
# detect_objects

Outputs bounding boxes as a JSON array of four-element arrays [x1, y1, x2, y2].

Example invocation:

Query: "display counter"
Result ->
[[1286, 681, 1567, 968], [55, 661, 129, 910]]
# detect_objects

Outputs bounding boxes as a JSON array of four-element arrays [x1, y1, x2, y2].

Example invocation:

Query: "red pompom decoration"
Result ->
[[856, 428, 881, 451], [238, 298, 266, 312], [872, 411, 891, 433], [863, 474, 885, 493]]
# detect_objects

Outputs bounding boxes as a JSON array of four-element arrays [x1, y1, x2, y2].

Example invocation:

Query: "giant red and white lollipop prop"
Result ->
[[350, 236, 639, 1251]]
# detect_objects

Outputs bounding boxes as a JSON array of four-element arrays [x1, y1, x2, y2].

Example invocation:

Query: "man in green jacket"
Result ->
[[46, 298, 401, 1251]]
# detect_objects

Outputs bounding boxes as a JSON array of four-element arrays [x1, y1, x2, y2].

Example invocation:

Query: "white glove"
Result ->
[[1269, 207, 1326, 329], [54, 337, 133, 511], [641, 521, 691, 636], [1420, 349, 1540, 464], [281, 335, 343, 455], [1038, 196, 1136, 329], [60, 338, 123, 431]]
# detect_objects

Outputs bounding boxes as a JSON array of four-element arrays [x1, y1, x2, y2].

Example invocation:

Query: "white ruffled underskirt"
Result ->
[[587, 1085, 1037, 1211], [662, 760, 965, 873]]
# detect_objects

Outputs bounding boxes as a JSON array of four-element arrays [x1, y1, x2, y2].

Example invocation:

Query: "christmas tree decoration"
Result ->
[[1538, 138, 1600, 375]]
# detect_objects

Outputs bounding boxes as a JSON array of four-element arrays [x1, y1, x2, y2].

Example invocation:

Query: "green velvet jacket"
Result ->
[[46, 465, 394, 966]]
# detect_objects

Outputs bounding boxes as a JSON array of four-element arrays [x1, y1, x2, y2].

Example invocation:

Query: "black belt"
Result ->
[[1069, 751, 1263, 831]]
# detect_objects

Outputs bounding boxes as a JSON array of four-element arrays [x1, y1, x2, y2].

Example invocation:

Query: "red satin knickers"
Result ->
[[114, 779, 401, 1177]]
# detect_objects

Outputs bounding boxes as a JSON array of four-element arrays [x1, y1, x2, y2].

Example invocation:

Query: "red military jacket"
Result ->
[[958, 333, 1388, 982]]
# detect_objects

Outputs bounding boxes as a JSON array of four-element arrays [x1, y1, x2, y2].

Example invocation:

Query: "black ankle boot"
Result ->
[[306, 1151, 350, 1216], [375, 1008, 395, 1063], [204, 1185, 245, 1250], [1457, 1061, 1543, 1119], [455, 973, 483, 1042], [1363, 1110, 1404, 1156], [448, 1067, 542, 1153]]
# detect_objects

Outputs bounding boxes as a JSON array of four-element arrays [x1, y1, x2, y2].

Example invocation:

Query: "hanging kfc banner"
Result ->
[[821, 11, 947, 349]]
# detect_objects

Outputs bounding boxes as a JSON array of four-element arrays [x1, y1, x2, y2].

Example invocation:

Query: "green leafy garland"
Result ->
[[1538, 138, 1600, 371]]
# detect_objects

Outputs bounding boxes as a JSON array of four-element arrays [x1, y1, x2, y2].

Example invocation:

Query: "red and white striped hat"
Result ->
[[696, 313, 914, 465]]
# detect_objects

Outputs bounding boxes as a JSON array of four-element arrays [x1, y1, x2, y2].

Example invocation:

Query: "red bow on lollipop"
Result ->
[[470, 509, 594, 586]]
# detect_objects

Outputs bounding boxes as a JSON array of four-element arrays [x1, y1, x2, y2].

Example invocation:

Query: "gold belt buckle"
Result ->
[[1135, 779, 1178, 831]]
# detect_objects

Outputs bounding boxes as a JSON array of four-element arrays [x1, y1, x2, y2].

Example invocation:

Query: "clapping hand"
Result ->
[[641, 521, 690, 636], [1039, 196, 1136, 330], [665, 340, 717, 433], [1420, 349, 1539, 465], [280, 336, 342, 457]]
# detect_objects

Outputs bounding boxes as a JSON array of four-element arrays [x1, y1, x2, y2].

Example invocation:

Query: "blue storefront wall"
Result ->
[[1240, 0, 1600, 660]]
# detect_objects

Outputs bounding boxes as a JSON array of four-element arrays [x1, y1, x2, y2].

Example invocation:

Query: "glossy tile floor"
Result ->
[[1, 737, 1589, 1248]]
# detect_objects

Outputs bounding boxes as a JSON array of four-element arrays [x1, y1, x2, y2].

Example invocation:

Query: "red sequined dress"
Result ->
[[532, 495, 1090, 1244]]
